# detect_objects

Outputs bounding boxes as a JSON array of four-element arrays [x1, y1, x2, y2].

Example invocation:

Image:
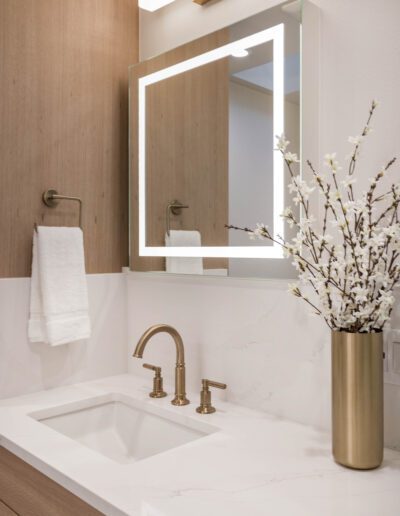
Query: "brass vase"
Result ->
[[331, 331, 383, 470]]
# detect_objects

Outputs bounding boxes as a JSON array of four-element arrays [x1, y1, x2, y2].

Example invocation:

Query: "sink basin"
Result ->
[[30, 394, 216, 464]]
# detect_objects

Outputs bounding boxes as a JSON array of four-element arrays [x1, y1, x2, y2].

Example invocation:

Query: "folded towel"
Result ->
[[165, 230, 203, 275], [28, 226, 91, 346]]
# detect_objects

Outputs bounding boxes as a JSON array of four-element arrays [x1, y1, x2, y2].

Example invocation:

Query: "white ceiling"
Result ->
[[232, 53, 300, 94]]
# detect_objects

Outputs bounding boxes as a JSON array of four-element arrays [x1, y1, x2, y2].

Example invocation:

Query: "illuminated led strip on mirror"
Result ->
[[139, 23, 285, 259]]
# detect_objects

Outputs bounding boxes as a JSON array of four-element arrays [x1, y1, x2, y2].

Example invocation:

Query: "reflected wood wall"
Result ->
[[130, 31, 229, 272], [0, 0, 138, 278]]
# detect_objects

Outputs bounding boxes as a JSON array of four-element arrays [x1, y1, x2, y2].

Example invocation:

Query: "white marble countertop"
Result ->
[[0, 374, 400, 516]]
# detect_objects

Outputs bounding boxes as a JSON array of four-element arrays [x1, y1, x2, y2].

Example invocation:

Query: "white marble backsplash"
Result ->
[[128, 272, 400, 450], [1, 270, 399, 450], [0, 273, 128, 399]]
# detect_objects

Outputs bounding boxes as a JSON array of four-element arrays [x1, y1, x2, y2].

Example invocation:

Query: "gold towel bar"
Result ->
[[35, 189, 83, 231]]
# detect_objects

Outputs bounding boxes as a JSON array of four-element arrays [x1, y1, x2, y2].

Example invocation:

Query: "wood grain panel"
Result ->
[[0, 500, 17, 516], [0, 0, 138, 278], [0, 447, 103, 516], [129, 30, 229, 272]]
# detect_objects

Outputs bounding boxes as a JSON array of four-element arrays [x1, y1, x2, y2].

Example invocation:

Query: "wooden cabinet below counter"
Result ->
[[0, 499, 17, 515], [0, 447, 103, 516]]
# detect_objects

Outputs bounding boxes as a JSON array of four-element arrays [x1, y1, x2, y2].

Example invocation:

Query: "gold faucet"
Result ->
[[142, 363, 167, 398], [133, 324, 190, 406], [196, 379, 227, 414]]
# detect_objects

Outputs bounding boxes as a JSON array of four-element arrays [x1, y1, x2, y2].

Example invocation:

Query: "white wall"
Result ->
[[316, 0, 400, 197], [228, 82, 300, 277], [128, 273, 330, 428], [134, 0, 400, 450], [0, 274, 128, 399], [228, 82, 274, 246]]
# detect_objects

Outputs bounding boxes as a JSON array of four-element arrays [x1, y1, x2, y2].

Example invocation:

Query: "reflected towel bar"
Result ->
[[166, 201, 189, 236]]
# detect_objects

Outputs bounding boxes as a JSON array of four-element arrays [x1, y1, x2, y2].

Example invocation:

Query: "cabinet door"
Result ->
[[0, 447, 103, 516], [0, 500, 17, 515]]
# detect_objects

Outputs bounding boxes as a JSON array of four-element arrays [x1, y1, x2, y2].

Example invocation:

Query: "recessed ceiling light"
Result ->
[[231, 49, 249, 58], [139, 0, 176, 12]]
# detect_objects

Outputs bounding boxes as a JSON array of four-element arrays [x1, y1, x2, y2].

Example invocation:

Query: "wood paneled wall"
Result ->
[[130, 31, 229, 272], [0, 0, 138, 278]]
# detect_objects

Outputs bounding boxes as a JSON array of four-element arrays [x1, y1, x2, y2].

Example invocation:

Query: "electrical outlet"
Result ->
[[392, 329, 400, 343], [394, 342, 400, 374], [384, 328, 400, 385]]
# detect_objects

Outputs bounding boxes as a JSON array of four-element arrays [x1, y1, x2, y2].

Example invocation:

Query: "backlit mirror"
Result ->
[[130, 1, 303, 278]]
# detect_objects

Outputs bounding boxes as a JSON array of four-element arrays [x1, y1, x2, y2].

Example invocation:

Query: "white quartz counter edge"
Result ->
[[0, 374, 400, 516]]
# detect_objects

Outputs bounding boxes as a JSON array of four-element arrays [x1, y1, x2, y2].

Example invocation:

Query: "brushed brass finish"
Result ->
[[196, 379, 227, 414], [133, 325, 190, 406], [143, 363, 167, 398], [42, 189, 60, 208], [42, 189, 83, 228], [166, 201, 189, 236], [332, 331, 383, 470]]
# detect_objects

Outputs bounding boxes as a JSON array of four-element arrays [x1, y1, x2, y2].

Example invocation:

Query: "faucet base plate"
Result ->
[[196, 405, 216, 414], [150, 391, 168, 398], [171, 396, 190, 406]]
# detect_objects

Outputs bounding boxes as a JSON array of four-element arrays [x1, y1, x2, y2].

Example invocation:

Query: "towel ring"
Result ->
[[166, 201, 189, 236], [35, 189, 83, 231]]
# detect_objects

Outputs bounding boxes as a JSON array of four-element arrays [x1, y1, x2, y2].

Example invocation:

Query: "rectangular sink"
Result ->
[[30, 394, 216, 464]]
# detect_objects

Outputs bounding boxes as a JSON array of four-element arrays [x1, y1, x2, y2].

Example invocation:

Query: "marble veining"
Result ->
[[127, 273, 400, 450], [0, 374, 399, 515]]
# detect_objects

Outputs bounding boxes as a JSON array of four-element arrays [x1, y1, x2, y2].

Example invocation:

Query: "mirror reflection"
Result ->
[[130, 1, 301, 278]]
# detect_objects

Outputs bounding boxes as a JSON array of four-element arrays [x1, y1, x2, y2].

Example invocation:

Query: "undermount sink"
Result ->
[[30, 394, 216, 464]]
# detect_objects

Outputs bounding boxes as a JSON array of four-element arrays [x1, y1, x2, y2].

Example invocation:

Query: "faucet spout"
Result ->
[[133, 324, 185, 364], [133, 324, 189, 406]]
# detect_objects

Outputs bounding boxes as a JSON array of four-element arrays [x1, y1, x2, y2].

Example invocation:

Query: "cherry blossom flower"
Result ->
[[227, 101, 399, 333]]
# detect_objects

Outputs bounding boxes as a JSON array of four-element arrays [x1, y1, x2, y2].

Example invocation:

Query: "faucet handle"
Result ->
[[143, 363, 167, 398], [204, 379, 227, 390], [143, 363, 161, 374], [196, 378, 227, 414]]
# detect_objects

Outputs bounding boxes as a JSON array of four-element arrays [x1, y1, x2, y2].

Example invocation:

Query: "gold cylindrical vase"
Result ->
[[332, 331, 383, 470]]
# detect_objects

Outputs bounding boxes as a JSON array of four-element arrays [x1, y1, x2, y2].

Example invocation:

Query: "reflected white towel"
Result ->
[[165, 230, 203, 275], [28, 226, 91, 346]]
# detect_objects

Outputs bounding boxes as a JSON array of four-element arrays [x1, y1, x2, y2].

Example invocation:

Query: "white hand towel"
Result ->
[[165, 230, 203, 275], [28, 226, 91, 346]]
